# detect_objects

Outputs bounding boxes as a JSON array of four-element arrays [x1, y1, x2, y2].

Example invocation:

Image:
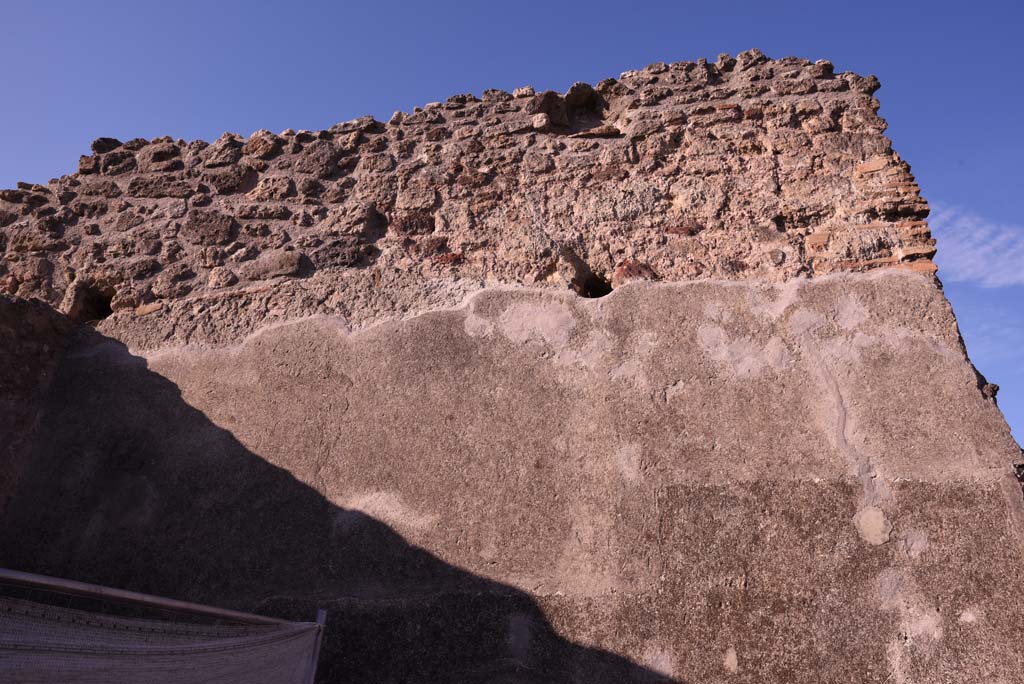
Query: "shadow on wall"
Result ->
[[0, 315, 678, 684]]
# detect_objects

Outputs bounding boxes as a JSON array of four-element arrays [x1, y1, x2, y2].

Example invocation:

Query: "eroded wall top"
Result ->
[[0, 49, 936, 346]]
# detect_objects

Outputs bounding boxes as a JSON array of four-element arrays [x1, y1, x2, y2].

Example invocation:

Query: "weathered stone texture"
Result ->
[[2, 274, 1022, 682], [0, 295, 70, 516], [1, 51, 1020, 684], [1, 49, 935, 348]]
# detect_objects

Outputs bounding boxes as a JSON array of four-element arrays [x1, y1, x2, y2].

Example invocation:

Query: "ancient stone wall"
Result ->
[[1, 49, 934, 348], [4, 273, 1023, 683], [2, 50, 1022, 684]]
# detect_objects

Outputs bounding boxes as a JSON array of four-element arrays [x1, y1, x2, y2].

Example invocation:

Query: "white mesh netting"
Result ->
[[0, 596, 322, 683]]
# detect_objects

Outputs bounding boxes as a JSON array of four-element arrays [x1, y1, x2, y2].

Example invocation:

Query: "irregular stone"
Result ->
[[242, 130, 284, 160], [203, 163, 257, 194], [481, 89, 511, 102], [390, 209, 435, 235], [306, 237, 371, 268], [296, 178, 323, 197], [135, 301, 163, 316], [111, 210, 144, 232], [611, 259, 657, 288], [150, 263, 195, 298], [564, 82, 600, 113], [76, 178, 122, 198], [237, 204, 291, 220], [527, 91, 569, 128], [570, 124, 622, 139], [0, 208, 16, 228], [126, 175, 192, 199], [77, 155, 99, 174], [736, 48, 769, 70], [293, 140, 341, 178], [201, 134, 244, 168], [247, 176, 295, 201], [99, 150, 137, 175], [238, 249, 304, 280], [137, 142, 182, 173], [90, 137, 122, 154], [524, 151, 555, 173], [180, 209, 237, 246], [206, 267, 238, 288]]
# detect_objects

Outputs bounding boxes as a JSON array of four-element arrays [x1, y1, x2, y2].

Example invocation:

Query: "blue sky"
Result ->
[[2, 1, 1021, 440]]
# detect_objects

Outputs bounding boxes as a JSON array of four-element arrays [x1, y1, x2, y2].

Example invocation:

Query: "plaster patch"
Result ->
[[836, 294, 868, 330], [556, 329, 613, 369], [607, 331, 659, 386], [958, 608, 979, 624], [853, 506, 892, 545], [877, 568, 945, 652], [788, 308, 826, 336], [335, 491, 439, 532], [704, 302, 732, 322], [463, 312, 494, 338], [615, 443, 642, 482], [723, 646, 739, 674], [899, 528, 930, 558], [641, 647, 674, 676], [498, 299, 576, 348], [751, 278, 803, 320], [697, 324, 790, 376]]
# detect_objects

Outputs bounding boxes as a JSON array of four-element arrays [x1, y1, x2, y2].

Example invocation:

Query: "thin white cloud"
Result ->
[[930, 204, 1024, 287], [959, 317, 1024, 366]]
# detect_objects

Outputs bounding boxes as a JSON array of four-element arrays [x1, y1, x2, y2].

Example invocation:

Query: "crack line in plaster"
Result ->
[[791, 312, 951, 680], [795, 324, 891, 539]]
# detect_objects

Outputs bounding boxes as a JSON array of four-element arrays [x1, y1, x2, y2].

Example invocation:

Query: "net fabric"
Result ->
[[0, 596, 321, 683]]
